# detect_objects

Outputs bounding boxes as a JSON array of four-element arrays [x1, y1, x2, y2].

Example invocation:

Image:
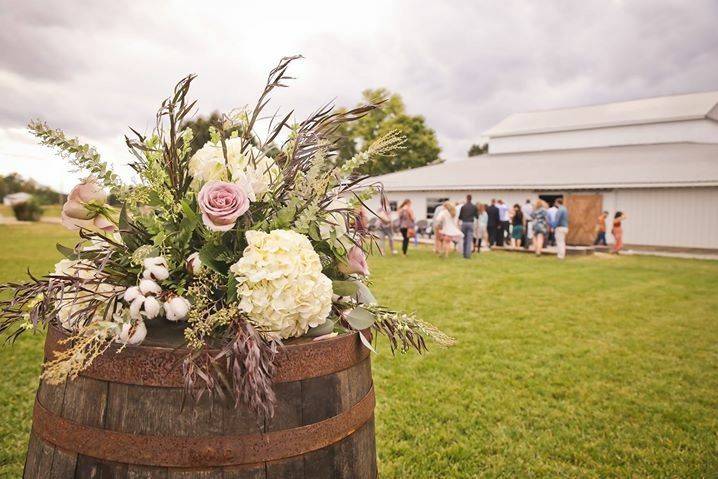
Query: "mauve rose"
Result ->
[[339, 246, 369, 276], [61, 179, 113, 231], [198, 181, 250, 231]]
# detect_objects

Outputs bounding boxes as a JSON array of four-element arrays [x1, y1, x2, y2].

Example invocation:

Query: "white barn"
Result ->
[[369, 91, 718, 251]]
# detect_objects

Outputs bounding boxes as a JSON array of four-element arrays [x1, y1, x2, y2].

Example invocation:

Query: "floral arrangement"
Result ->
[[0, 57, 453, 420]]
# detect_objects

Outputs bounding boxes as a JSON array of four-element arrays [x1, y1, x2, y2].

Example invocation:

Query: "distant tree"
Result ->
[[468, 143, 488, 157], [335, 88, 441, 176], [0, 173, 60, 204]]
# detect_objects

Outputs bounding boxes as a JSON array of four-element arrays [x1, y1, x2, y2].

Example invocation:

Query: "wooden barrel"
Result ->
[[24, 323, 377, 478]]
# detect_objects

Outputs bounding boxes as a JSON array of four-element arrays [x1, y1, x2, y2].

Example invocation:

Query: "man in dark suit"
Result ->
[[486, 199, 500, 247]]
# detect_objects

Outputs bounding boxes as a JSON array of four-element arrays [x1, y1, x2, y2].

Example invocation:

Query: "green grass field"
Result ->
[[0, 224, 717, 477]]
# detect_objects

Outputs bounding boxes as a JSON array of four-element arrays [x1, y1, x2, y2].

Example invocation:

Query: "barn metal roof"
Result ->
[[483, 91, 718, 138], [370, 143, 718, 191]]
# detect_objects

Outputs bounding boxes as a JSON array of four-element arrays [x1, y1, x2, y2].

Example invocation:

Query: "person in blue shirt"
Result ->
[[554, 198, 569, 259]]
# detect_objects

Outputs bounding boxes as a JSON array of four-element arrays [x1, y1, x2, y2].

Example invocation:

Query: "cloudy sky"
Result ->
[[1, 0, 717, 192]]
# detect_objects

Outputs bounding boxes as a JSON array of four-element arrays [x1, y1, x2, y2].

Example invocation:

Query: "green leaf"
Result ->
[[306, 318, 336, 337], [56, 243, 77, 260], [346, 306, 376, 330], [274, 205, 296, 228], [308, 222, 321, 241], [199, 243, 229, 274], [332, 280, 358, 297], [180, 200, 199, 226], [226, 274, 238, 303], [118, 205, 141, 251]]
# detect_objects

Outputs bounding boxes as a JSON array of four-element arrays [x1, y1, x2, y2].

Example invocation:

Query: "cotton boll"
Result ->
[[142, 296, 161, 319], [139, 279, 162, 296], [123, 286, 142, 302], [118, 321, 147, 345], [129, 296, 145, 320], [142, 257, 170, 281], [164, 296, 191, 322]]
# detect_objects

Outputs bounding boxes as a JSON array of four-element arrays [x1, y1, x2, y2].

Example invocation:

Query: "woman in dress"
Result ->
[[511, 204, 524, 248], [376, 198, 396, 255], [434, 201, 463, 258], [530, 200, 549, 256], [398, 199, 415, 256], [611, 211, 627, 254], [474, 202, 488, 253]]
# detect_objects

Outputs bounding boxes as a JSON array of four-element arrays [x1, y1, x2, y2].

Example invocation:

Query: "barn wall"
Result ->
[[489, 119, 718, 154], [611, 187, 718, 249]]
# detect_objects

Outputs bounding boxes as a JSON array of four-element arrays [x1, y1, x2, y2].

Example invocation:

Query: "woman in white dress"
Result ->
[[434, 201, 463, 258]]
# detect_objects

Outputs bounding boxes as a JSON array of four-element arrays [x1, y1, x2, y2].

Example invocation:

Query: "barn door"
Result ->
[[565, 194, 602, 246]]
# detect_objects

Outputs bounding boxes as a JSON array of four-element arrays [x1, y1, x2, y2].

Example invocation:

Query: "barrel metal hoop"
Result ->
[[44, 326, 370, 387], [32, 385, 375, 467]]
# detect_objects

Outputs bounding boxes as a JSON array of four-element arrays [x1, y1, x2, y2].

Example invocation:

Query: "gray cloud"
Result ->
[[0, 0, 717, 171]]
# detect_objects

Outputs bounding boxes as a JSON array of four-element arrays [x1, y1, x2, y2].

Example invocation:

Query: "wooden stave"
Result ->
[[24, 328, 377, 478]]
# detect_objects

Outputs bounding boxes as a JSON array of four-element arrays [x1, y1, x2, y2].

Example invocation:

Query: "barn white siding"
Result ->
[[489, 119, 718, 154], [612, 187, 718, 249]]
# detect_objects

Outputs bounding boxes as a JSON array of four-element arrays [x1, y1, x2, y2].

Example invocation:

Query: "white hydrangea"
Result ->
[[53, 259, 121, 330], [188, 138, 280, 200], [229, 229, 333, 340]]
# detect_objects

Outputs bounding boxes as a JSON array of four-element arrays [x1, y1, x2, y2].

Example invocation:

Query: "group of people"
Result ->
[[453, 196, 570, 259], [375, 196, 627, 259]]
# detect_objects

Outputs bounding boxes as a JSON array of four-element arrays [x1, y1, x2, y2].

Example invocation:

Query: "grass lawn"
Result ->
[[1, 224, 717, 477]]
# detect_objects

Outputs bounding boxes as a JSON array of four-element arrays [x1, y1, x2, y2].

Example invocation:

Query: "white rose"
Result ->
[[188, 142, 226, 184]]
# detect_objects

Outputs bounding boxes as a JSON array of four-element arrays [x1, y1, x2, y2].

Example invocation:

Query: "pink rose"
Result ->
[[339, 246, 369, 276], [61, 179, 114, 231], [198, 181, 250, 232]]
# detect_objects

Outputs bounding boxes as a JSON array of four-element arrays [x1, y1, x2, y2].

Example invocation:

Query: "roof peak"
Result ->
[[484, 90, 718, 138]]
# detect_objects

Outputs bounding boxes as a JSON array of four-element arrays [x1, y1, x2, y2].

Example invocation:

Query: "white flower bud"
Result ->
[[117, 321, 147, 345], [164, 296, 191, 322], [185, 252, 203, 275], [123, 286, 142, 302], [142, 296, 161, 319], [139, 279, 162, 296]]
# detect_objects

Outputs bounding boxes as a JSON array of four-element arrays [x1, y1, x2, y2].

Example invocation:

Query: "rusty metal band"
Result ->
[[44, 326, 370, 387], [32, 385, 375, 467]]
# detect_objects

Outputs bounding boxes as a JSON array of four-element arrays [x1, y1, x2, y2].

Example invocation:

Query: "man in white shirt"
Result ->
[[547, 203, 558, 246], [520, 199, 533, 248], [497, 199, 510, 246]]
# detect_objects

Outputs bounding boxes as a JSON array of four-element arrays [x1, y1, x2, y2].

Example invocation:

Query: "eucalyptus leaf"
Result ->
[[306, 318, 336, 337], [332, 280, 358, 297], [358, 330, 377, 353], [346, 306, 376, 330], [354, 282, 377, 305]]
